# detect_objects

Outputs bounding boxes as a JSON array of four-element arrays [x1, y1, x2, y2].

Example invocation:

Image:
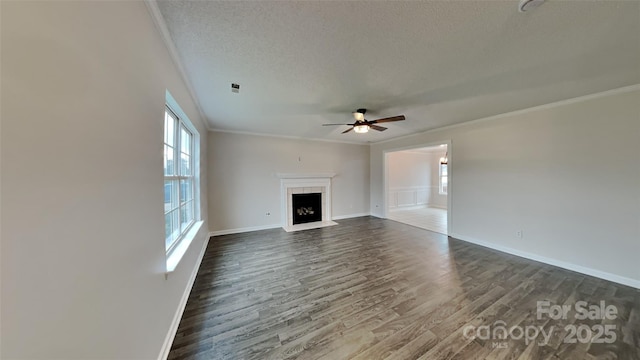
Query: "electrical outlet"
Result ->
[[516, 230, 523, 239]]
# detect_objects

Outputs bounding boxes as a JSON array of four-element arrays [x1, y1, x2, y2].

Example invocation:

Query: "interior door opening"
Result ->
[[384, 143, 450, 235]]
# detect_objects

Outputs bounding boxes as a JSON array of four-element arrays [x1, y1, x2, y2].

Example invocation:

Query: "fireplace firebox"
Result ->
[[292, 193, 322, 225]]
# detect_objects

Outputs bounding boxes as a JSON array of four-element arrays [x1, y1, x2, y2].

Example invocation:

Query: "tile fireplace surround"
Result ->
[[277, 173, 338, 232]]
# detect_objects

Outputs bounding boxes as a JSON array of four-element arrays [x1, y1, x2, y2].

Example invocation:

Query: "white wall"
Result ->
[[388, 151, 431, 188], [371, 87, 640, 287], [387, 151, 431, 209], [1, 2, 208, 358], [208, 131, 370, 232]]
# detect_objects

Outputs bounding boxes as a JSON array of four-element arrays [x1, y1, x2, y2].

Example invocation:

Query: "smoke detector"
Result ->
[[519, 0, 545, 12]]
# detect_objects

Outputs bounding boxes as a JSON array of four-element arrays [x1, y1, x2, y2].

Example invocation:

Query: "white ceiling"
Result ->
[[156, 0, 640, 144]]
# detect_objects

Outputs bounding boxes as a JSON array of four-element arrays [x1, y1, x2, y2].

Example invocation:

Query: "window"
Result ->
[[439, 162, 448, 195], [164, 105, 196, 254], [163, 91, 202, 273]]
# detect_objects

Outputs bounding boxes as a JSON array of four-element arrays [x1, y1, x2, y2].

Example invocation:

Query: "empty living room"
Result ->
[[1, 0, 639, 359]]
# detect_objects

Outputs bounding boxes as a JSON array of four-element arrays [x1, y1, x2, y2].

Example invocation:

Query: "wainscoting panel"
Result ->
[[416, 189, 429, 205], [397, 190, 415, 207], [388, 186, 433, 209]]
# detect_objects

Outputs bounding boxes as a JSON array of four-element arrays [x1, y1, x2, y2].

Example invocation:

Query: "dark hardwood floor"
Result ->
[[168, 217, 640, 360]]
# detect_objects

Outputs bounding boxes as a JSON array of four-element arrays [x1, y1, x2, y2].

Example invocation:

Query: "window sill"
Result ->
[[165, 220, 204, 276]]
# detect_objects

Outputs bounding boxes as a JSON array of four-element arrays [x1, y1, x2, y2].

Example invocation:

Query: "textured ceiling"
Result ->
[[156, 0, 640, 143]]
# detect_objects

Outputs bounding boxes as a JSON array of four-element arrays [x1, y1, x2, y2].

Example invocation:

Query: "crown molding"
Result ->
[[373, 83, 640, 145], [144, 0, 212, 131], [209, 128, 370, 146]]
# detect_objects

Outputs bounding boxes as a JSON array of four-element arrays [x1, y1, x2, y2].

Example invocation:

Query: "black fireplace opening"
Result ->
[[292, 193, 322, 225]]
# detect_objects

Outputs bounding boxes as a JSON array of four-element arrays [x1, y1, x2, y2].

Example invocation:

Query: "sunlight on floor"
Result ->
[[387, 207, 448, 235]]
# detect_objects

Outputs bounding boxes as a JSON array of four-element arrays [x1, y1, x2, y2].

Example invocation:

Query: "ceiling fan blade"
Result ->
[[369, 124, 387, 131], [341, 127, 354, 134], [323, 123, 352, 126], [370, 115, 405, 124]]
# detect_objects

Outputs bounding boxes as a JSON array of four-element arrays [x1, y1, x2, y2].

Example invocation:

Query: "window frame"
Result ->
[[164, 104, 198, 257], [439, 162, 448, 195], [163, 90, 203, 274]]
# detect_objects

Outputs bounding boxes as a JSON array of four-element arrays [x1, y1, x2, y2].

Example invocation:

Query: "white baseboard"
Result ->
[[209, 223, 281, 237], [389, 205, 428, 211], [427, 204, 448, 210], [158, 236, 210, 360], [208, 214, 371, 237], [449, 232, 640, 289], [332, 212, 371, 220]]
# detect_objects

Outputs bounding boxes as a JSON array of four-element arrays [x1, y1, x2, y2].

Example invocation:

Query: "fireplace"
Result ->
[[292, 193, 322, 224], [277, 173, 338, 232]]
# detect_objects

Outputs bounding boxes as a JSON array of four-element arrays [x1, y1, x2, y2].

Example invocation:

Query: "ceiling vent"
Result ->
[[519, 0, 545, 12]]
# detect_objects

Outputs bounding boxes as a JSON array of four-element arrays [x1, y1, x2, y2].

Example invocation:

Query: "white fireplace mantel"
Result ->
[[279, 174, 337, 232]]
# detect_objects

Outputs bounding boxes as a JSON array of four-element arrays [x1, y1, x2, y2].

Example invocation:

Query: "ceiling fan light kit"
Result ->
[[354, 125, 369, 134]]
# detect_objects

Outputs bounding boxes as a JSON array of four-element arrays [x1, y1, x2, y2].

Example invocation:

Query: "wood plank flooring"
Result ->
[[168, 217, 640, 360]]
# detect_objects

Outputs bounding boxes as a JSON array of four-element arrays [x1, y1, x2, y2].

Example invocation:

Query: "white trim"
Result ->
[[280, 177, 332, 229], [164, 103, 198, 257], [208, 224, 281, 237], [403, 147, 447, 154], [438, 162, 448, 196], [165, 221, 203, 273], [388, 186, 431, 209], [450, 232, 640, 289], [389, 205, 428, 211], [388, 186, 434, 190], [144, 0, 211, 131], [210, 128, 368, 145], [158, 235, 210, 360], [283, 221, 338, 233], [275, 172, 336, 179], [382, 142, 447, 153], [332, 212, 371, 220], [164, 91, 202, 269], [207, 214, 373, 236], [373, 84, 640, 145], [427, 204, 448, 210]]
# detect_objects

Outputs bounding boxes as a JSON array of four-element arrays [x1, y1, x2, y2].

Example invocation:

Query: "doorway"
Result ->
[[384, 143, 450, 235]]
